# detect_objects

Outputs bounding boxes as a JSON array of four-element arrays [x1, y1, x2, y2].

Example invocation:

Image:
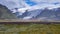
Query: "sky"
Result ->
[[25, 0, 37, 6], [0, 0, 60, 13]]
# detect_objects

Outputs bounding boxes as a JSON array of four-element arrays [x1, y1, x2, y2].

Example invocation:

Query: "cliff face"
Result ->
[[0, 4, 17, 19]]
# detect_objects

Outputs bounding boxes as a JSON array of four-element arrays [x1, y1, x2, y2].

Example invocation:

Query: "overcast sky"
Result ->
[[0, 0, 60, 10]]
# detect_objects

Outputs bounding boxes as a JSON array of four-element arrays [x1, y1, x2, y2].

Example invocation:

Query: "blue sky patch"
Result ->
[[25, 0, 37, 6]]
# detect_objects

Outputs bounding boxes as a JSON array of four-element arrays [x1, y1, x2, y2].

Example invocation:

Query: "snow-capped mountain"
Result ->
[[13, 7, 60, 20], [0, 0, 60, 20]]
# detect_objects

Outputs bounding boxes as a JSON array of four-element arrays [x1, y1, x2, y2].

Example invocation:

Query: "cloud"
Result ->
[[31, 0, 60, 3], [0, 0, 60, 12], [0, 0, 30, 10]]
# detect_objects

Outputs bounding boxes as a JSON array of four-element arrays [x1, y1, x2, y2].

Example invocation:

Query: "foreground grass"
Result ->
[[0, 24, 60, 34]]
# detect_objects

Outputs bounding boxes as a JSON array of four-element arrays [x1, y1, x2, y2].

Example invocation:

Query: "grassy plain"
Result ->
[[0, 24, 60, 34]]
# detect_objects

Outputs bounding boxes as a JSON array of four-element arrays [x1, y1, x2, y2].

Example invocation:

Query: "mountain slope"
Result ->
[[0, 4, 17, 19], [21, 8, 60, 20]]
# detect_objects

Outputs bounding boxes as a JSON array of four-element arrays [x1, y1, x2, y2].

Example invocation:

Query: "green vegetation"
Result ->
[[0, 24, 60, 34]]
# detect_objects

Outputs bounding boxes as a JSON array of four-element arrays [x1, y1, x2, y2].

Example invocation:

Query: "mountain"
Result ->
[[0, 4, 17, 19], [35, 8, 56, 18], [34, 8, 60, 20], [20, 7, 60, 20], [55, 7, 60, 18]]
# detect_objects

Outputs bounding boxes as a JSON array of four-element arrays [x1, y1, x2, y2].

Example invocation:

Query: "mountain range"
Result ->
[[0, 4, 60, 20], [15, 7, 60, 20]]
